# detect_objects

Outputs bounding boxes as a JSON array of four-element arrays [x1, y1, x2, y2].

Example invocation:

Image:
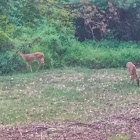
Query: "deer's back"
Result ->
[[24, 52, 44, 62], [33, 52, 44, 58], [126, 62, 136, 75]]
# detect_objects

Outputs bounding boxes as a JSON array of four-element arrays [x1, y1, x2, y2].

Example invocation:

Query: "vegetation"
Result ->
[[110, 134, 130, 140], [0, 0, 140, 75], [0, 68, 140, 125], [1, 1, 140, 138]]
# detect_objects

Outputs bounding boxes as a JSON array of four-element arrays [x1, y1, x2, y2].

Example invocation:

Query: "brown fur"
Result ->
[[126, 62, 139, 86], [19, 52, 45, 72]]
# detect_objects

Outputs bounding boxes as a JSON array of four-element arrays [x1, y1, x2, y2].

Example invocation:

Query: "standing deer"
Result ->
[[126, 62, 139, 86], [18, 52, 45, 72]]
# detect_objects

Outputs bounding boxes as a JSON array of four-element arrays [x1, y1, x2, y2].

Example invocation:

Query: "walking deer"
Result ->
[[126, 62, 139, 86], [18, 52, 45, 72]]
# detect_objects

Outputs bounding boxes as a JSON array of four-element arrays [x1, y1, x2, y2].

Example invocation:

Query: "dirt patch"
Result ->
[[0, 110, 140, 140]]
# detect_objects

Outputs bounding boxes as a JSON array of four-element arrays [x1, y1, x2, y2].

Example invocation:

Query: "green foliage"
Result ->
[[1, 19, 140, 75], [0, 15, 14, 52], [0, 28, 13, 52], [33, 0, 75, 28], [0, 0, 140, 75], [0, 28, 10, 42], [0, 15, 14, 36], [0, 51, 19, 75], [110, 134, 130, 140], [63, 40, 140, 68], [1, 0, 40, 26], [86, 0, 140, 8], [68, 0, 139, 8], [0, 16, 17, 75]]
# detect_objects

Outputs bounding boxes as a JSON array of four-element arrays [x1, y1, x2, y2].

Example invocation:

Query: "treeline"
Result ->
[[75, 1, 140, 42], [0, 0, 140, 75]]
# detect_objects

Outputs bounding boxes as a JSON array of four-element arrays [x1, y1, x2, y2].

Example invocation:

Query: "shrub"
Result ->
[[1, 21, 140, 75]]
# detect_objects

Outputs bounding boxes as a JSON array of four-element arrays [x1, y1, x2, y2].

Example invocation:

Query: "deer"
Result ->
[[126, 62, 139, 86], [18, 52, 45, 72]]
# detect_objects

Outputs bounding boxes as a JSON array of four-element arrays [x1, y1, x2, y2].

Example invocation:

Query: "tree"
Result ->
[[74, 2, 119, 41]]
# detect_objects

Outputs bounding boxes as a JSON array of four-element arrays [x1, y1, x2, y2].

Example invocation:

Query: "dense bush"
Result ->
[[5, 22, 140, 74], [0, 0, 140, 75], [63, 41, 140, 68], [74, 1, 140, 41]]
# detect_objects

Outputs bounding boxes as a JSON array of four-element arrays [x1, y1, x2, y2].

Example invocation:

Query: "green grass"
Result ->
[[0, 68, 140, 127], [110, 134, 130, 140]]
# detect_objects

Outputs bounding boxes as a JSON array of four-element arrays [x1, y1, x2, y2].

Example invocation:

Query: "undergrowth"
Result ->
[[0, 21, 140, 75]]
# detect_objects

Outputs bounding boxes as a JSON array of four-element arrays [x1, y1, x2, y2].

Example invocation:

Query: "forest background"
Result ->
[[0, 0, 140, 75]]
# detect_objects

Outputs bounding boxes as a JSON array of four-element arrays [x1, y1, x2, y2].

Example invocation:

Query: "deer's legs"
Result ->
[[36, 65, 40, 72], [127, 73, 131, 82], [130, 75, 135, 83], [36, 61, 41, 72], [26, 62, 32, 72], [36, 60, 45, 72], [26, 63, 30, 70], [42, 61, 45, 70], [42, 63, 45, 70], [41, 58, 45, 70], [29, 65, 33, 72]]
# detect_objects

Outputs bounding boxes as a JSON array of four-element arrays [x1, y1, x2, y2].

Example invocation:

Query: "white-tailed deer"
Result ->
[[19, 52, 45, 72], [126, 62, 139, 86]]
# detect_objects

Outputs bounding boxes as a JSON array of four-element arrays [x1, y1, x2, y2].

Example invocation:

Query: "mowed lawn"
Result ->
[[0, 68, 140, 127]]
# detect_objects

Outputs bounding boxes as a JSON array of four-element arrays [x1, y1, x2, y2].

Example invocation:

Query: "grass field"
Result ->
[[0, 68, 140, 128]]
